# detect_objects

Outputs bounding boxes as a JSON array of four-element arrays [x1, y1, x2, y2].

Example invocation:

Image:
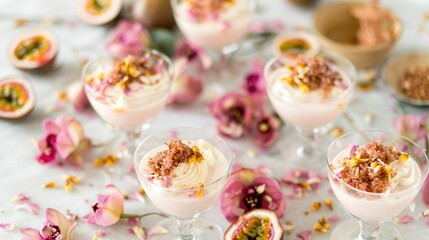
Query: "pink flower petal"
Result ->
[[46, 208, 72, 236], [94, 229, 108, 237], [297, 230, 312, 240], [12, 194, 39, 215], [395, 215, 414, 224], [94, 194, 124, 226], [20, 228, 43, 240], [127, 191, 145, 203], [0, 223, 14, 231], [423, 175, 429, 206], [42, 119, 61, 134], [328, 214, 341, 224]]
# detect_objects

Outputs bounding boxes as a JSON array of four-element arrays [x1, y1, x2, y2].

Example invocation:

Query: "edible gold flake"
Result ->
[[311, 202, 321, 211], [348, 157, 369, 168], [188, 146, 204, 164], [399, 153, 409, 164], [42, 181, 58, 188], [313, 216, 330, 233]]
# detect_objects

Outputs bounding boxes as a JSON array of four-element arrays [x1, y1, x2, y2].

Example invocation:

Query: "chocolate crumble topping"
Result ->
[[337, 141, 407, 193]]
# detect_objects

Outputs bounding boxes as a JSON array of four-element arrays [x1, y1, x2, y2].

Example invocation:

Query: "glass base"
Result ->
[[330, 219, 401, 240], [148, 218, 223, 240]]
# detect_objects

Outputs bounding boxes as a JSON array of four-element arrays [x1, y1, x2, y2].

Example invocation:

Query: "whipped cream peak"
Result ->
[[331, 141, 420, 194]]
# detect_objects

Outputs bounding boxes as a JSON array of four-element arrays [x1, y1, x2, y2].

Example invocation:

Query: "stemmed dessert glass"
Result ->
[[264, 51, 356, 166], [170, 0, 256, 94], [82, 49, 174, 159], [133, 127, 233, 240], [327, 130, 429, 240]]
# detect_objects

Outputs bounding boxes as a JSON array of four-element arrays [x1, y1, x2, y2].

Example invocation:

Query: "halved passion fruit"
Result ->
[[271, 32, 321, 62], [0, 77, 36, 119], [8, 29, 59, 70], [224, 209, 283, 240], [77, 0, 122, 25]]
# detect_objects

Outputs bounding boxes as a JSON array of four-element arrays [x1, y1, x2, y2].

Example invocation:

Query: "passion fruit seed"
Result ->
[[0, 83, 27, 111], [232, 217, 273, 240], [279, 39, 311, 54], [14, 36, 50, 61], [86, 0, 112, 15]]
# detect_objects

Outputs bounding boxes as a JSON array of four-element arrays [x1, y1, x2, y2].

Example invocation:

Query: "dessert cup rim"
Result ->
[[82, 48, 174, 102], [133, 127, 234, 192], [326, 129, 429, 197], [312, 2, 403, 51], [264, 50, 356, 104]]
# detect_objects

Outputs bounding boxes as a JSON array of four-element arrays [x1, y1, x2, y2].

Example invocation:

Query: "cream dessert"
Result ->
[[139, 139, 229, 218], [173, 0, 252, 50], [329, 141, 421, 222], [84, 55, 170, 130], [266, 56, 352, 130]]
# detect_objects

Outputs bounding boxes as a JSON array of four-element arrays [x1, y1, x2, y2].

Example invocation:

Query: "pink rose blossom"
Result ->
[[106, 20, 151, 58], [21, 208, 76, 240], [220, 167, 286, 222], [210, 93, 254, 138], [36, 115, 92, 165], [86, 184, 124, 227], [253, 113, 281, 151], [395, 114, 427, 141]]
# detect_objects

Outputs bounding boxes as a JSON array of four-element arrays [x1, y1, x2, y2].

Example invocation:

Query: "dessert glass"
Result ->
[[133, 127, 233, 240], [82, 49, 173, 159], [327, 130, 429, 240], [171, 0, 256, 94], [264, 51, 356, 164]]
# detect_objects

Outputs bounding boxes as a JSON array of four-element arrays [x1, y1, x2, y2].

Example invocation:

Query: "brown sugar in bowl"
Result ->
[[313, 2, 402, 69]]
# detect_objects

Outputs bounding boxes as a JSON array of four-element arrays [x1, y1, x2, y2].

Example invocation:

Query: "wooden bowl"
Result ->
[[313, 2, 402, 69], [380, 51, 429, 106]]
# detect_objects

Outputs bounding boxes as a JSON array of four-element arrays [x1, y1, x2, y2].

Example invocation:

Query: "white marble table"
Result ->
[[1, 0, 429, 239]]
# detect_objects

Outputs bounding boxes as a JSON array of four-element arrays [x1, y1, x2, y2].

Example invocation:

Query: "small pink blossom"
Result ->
[[36, 115, 92, 165], [168, 71, 203, 104], [210, 93, 254, 138], [85, 184, 124, 227], [106, 20, 151, 58], [253, 113, 281, 151], [220, 167, 286, 222], [21, 208, 76, 240], [242, 58, 266, 105], [11, 194, 39, 215], [174, 39, 212, 74], [296, 230, 312, 240], [395, 114, 428, 141]]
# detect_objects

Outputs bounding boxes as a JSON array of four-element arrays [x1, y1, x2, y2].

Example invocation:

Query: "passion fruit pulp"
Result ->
[[77, 0, 122, 25], [9, 29, 59, 70], [224, 209, 283, 240], [0, 77, 36, 119]]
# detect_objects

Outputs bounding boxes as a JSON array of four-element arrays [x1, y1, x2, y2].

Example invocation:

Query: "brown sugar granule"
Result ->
[[400, 66, 429, 101], [340, 141, 404, 193], [283, 57, 343, 98], [146, 139, 193, 177]]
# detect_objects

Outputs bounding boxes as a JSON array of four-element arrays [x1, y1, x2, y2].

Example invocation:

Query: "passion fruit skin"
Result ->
[[224, 209, 283, 240], [77, 0, 122, 25], [0, 77, 36, 120], [8, 29, 59, 70]]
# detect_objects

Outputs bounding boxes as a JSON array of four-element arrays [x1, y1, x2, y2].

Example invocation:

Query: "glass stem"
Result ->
[[296, 127, 314, 157], [358, 220, 379, 240], [177, 218, 196, 240], [125, 128, 142, 158]]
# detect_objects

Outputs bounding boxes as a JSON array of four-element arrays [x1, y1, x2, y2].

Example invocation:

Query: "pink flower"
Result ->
[[210, 93, 254, 138], [86, 184, 124, 227], [395, 114, 428, 141], [253, 113, 281, 151], [242, 58, 266, 105], [174, 39, 212, 74], [106, 20, 151, 58], [220, 167, 286, 222], [36, 115, 92, 165], [168, 71, 203, 104], [21, 208, 76, 240], [423, 175, 429, 206]]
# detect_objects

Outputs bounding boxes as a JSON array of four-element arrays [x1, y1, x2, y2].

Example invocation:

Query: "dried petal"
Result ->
[[324, 198, 333, 211], [313, 216, 330, 233], [42, 181, 58, 188], [296, 230, 312, 240], [311, 202, 321, 211]]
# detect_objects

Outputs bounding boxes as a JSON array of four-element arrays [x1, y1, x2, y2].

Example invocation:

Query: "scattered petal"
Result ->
[[313, 216, 330, 233], [12, 194, 39, 215], [0, 223, 15, 231], [296, 230, 312, 240], [328, 214, 341, 224], [395, 215, 414, 224], [94, 154, 119, 167], [329, 127, 343, 138], [42, 181, 58, 188], [282, 220, 295, 235], [147, 225, 168, 236], [324, 198, 333, 211], [64, 176, 81, 192], [311, 202, 321, 211]]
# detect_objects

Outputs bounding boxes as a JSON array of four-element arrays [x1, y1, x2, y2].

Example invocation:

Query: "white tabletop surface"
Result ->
[[1, 0, 429, 239]]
